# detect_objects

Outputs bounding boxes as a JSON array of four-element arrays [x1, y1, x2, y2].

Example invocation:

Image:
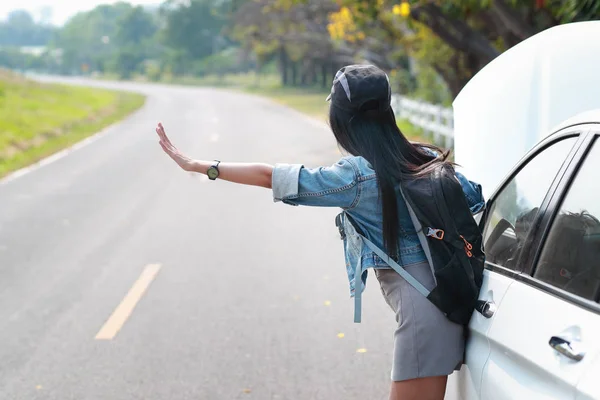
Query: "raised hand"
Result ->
[[155, 123, 196, 172]]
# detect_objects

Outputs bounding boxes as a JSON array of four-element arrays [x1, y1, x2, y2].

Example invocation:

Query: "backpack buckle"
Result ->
[[335, 214, 346, 240], [426, 227, 445, 240]]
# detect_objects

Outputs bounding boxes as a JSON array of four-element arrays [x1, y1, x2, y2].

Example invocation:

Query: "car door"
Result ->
[[576, 347, 600, 399], [479, 127, 600, 400], [447, 129, 585, 400], [446, 262, 515, 400]]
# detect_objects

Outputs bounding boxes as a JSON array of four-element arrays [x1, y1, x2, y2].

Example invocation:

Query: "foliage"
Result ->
[[160, 0, 229, 60], [53, 3, 135, 74], [0, 69, 145, 177], [3, 0, 600, 99], [319, 0, 600, 97], [0, 10, 56, 46]]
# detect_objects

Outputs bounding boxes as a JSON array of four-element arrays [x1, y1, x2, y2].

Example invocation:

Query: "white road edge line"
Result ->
[[0, 104, 146, 186], [0, 125, 114, 186]]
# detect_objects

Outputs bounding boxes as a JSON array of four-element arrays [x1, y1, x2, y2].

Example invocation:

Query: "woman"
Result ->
[[155, 64, 484, 400]]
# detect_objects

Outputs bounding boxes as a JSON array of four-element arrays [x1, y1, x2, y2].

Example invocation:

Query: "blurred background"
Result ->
[[0, 0, 600, 175], [3, 0, 600, 104], [2, 0, 600, 178]]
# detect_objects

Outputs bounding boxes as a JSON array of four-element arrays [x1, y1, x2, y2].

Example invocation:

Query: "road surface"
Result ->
[[0, 77, 406, 399]]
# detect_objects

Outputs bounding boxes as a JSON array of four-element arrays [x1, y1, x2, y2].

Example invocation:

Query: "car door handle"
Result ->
[[549, 335, 585, 362], [475, 300, 496, 318]]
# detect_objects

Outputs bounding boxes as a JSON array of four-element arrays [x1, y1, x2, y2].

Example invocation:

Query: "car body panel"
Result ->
[[452, 21, 600, 198], [481, 279, 600, 400], [445, 270, 515, 400]]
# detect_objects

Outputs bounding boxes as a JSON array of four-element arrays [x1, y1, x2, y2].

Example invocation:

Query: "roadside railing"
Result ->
[[391, 95, 454, 148]]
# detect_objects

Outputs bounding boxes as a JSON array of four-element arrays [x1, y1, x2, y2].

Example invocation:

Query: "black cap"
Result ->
[[326, 64, 391, 113]]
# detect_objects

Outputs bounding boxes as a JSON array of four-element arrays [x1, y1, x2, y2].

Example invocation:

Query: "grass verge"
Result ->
[[0, 70, 146, 178], [245, 85, 331, 120], [397, 118, 428, 143]]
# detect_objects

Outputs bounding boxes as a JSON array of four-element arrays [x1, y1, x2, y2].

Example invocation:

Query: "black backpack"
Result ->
[[402, 163, 485, 325], [338, 163, 485, 326]]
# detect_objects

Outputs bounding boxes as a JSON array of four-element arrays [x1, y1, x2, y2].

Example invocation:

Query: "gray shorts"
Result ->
[[375, 262, 464, 382]]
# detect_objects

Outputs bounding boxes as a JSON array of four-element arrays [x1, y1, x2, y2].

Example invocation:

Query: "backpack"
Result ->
[[337, 163, 485, 326]]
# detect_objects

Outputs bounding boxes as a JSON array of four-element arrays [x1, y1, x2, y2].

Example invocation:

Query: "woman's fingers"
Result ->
[[156, 126, 177, 155], [160, 140, 188, 169], [157, 123, 173, 146], [156, 126, 167, 143], [159, 140, 171, 156], [155, 124, 169, 144], [159, 140, 175, 156], [156, 124, 193, 171], [159, 140, 176, 156], [160, 142, 182, 165]]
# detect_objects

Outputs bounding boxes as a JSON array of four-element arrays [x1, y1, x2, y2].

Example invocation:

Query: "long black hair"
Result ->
[[329, 102, 450, 259]]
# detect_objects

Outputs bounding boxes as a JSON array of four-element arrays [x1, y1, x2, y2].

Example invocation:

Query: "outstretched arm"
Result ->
[[156, 122, 359, 208], [156, 123, 273, 188]]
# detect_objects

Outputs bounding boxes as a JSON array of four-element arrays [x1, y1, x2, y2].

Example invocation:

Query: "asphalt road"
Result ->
[[0, 77, 403, 400]]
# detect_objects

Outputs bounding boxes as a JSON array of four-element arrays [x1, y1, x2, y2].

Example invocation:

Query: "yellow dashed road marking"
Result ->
[[95, 263, 161, 340]]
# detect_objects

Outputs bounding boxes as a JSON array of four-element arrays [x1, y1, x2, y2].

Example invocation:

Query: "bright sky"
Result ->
[[0, 0, 161, 26]]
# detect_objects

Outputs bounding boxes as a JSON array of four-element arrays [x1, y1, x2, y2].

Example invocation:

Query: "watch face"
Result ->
[[207, 167, 218, 179]]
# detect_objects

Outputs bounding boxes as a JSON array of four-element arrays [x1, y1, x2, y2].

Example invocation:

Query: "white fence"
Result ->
[[391, 95, 454, 148]]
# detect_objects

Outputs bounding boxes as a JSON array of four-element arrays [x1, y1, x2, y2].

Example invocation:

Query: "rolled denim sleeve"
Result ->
[[272, 157, 360, 208], [455, 171, 485, 214]]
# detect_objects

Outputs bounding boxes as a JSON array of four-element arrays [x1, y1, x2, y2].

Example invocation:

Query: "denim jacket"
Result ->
[[272, 155, 485, 320]]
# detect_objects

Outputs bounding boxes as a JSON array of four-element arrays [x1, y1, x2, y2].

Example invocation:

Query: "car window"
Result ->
[[534, 139, 600, 302], [483, 137, 577, 270]]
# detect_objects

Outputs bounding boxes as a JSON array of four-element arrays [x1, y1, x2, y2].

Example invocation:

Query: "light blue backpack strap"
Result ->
[[353, 257, 362, 323], [398, 187, 437, 283], [361, 236, 430, 298]]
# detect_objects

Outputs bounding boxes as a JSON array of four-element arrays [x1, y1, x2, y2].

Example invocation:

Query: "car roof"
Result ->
[[549, 109, 600, 135]]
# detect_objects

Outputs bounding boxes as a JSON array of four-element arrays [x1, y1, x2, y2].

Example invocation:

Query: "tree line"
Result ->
[[1, 0, 598, 103]]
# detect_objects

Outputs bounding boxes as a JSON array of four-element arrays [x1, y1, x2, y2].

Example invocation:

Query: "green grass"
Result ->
[[163, 71, 282, 89], [0, 70, 146, 178], [397, 118, 428, 143], [245, 85, 331, 119]]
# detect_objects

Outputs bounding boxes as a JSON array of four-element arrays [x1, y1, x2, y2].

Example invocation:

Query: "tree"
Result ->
[[321, 0, 600, 98], [0, 10, 56, 47], [53, 3, 134, 74], [160, 0, 228, 61], [114, 6, 160, 78], [230, 0, 345, 87], [116, 6, 158, 46]]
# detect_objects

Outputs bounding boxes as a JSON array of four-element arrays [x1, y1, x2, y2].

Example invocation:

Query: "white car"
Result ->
[[446, 22, 600, 400]]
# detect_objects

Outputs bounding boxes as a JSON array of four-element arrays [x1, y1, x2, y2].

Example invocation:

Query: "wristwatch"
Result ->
[[207, 160, 221, 180]]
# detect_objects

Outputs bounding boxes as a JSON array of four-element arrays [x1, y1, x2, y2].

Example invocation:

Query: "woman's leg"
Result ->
[[389, 375, 448, 400]]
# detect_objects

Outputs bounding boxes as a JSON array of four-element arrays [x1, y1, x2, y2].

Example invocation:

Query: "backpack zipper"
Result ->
[[460, 235, 473, 258]]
